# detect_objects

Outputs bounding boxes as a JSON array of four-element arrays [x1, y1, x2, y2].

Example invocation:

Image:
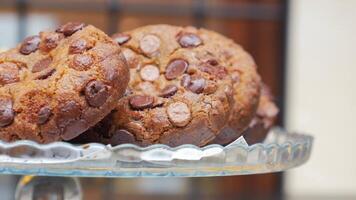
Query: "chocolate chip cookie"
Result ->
[[0, 22, 129, 143], [74, 24, 260, 147], [243, 84, 278, 144], [211, 84, 278, 145]]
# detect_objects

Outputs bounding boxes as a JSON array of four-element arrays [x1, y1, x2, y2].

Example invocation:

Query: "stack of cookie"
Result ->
[[0, 23, 278, 147]]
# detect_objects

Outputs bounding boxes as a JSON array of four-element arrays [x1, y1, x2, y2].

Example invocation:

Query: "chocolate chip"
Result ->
[[181, 74, 205, 94], [187, 77, 206, 94], [140, 34, 160, 55], [199, 62, 227, 79], [69, 39, 88, 54], [32, 57, 52, 73], [37, 106, 52, 125], [178, 33, 202, 48], [0, 97, 14, 127], [84, 80, 109, 107], [70, 54, 93, 71], [110, 129, 136, 145], [112, 33, 131, 45], [0, 62, 19, 86], [159, 85, 178, 98], [129, 95, 154, 110], [207, 59, 219, 66], [165, 59, 188, 80], [34, 68, 56, 80], [56, 22, 85, 36], [140, 64, 160, 82], [180, 74, 191, 87], [62, 119, 88, 140], [19, 35, 40, 55], [167, 102, 191, 127], [40, 32, 63, 52]]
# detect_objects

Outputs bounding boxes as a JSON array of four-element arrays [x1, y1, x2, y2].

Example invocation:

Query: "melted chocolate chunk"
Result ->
[[199, 61, 227, 79], [84, 80, 109, 107], [0, 97, 14, 127], [37, 106, 52, 125], [19, 35, 41, 55], [34, 68, 56, 80], [207, 59, 219, 66], [129, 95, 154, 110], [159, 85, 178, 98], [187, 77, 206, 94], [32, 57, 52, 73], [40, 32, 63, 52], [165, 59, 188, 80], [56, 22, 85, 36], [178, 33, 202, 48]]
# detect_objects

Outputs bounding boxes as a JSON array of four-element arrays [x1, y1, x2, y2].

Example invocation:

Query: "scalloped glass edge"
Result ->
[[0, 127, 313, 177]]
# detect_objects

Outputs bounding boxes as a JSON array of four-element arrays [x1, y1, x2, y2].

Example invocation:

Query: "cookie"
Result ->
[[0, 22, 129, 143], [211, 84, 278, 145], [75, 24, 260, 147], [243, 84, 278, 144]]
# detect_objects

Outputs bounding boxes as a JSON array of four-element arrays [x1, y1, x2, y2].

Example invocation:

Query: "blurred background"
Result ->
[[0, 0, 355, 199]]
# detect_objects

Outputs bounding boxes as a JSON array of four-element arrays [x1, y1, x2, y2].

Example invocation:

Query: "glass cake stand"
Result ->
[[0, 128, 313, 199]]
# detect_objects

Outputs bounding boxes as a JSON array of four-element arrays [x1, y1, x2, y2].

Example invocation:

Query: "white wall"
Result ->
[[0, 13, 57, 48], [286, 0, 356, 196]]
